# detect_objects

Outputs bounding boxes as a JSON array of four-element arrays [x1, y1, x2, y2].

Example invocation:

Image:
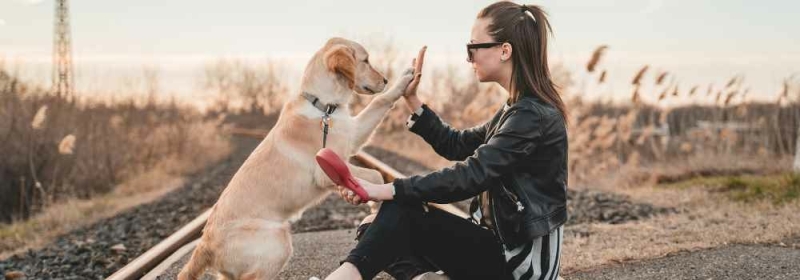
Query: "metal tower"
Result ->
[[52, 0, 74, 99]]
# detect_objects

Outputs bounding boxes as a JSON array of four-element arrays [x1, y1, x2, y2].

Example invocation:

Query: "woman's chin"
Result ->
[[474, 73, 487, 82], [476, 76, 491, 83], [474, 71, 495, 83]]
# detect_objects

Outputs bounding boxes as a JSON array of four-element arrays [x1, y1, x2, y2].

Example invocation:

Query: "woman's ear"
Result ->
[[501, 42, 513, 62], [324, 45, 356, 89]]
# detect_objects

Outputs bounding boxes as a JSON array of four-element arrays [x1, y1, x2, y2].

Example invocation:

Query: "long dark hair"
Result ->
[[478, 1, 568, 124]]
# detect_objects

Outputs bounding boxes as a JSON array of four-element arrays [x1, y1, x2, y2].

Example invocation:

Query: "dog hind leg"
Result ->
[[178, 242, 213, 280]]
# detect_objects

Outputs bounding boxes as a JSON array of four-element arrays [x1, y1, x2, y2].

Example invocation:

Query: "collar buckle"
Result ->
[[302, 92, 338, 148]]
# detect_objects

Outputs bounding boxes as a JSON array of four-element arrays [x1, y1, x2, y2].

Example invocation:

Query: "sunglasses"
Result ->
[[466, 42, 505, 63]]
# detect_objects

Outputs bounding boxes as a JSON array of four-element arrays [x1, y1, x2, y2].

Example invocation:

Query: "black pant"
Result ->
[[343, 200, 511, 280]]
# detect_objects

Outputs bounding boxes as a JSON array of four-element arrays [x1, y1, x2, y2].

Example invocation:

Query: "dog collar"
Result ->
[[301, 92, 338, 148], [301, 92, 338, 115]]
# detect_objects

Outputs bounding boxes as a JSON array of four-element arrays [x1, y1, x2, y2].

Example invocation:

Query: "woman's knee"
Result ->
[[376, 200, 426, 217]]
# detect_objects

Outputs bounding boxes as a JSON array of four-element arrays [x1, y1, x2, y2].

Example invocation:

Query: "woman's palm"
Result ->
[[404, 46, 427, 98]]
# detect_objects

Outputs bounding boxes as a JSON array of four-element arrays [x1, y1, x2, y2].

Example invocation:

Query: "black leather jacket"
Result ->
[[392, 95, 569, 248]]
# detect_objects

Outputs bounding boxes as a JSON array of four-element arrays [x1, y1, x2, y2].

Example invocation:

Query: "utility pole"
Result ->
[[52, 0, 74, 99]]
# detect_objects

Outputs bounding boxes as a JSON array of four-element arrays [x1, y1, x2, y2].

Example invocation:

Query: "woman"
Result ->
[[325, 2, 568, 279]]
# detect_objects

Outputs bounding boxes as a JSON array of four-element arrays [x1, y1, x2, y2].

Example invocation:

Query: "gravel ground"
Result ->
[[565, 190, 677, 226], [0, 135, 675, 279], [566, 236, 800, 280]]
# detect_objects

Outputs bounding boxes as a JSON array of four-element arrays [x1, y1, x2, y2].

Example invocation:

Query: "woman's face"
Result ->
[[470, 18, 506, 83]]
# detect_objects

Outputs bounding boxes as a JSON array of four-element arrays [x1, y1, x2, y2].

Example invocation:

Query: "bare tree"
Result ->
[[202, 59, 288, 114]]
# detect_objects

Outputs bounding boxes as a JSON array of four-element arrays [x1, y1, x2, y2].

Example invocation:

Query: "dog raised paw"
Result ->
[[382, 67, 416, 101]]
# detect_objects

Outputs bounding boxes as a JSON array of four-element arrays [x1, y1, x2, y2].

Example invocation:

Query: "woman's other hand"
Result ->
[[335, 178, 395, 205]]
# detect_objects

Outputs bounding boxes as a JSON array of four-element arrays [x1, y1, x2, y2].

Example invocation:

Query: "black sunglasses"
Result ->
[[466, 42, 505, 63]]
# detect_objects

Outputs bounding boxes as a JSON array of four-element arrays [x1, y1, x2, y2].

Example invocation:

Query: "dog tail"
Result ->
[[178, 242, 213, 280]]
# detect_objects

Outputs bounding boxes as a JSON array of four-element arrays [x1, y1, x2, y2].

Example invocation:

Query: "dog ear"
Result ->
[[324, 45, 356, 89]]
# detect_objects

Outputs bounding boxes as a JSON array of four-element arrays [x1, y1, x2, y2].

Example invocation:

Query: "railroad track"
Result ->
[[107, 128, 467, 280]]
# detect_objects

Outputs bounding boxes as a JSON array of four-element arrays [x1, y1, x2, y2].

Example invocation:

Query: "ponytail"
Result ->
[[478, 2, 569, 125]]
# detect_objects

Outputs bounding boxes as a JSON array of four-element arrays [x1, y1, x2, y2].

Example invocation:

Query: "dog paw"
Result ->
[[401, 67, 415, 76], [383, 67, 415, 99]]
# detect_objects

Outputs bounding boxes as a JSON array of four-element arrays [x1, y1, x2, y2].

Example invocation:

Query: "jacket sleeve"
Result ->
[[409, 104, 494, 161], [393, 108, 543, 203]]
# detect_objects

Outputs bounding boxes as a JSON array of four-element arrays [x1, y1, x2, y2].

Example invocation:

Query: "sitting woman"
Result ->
[[325, 2, 569, 279]]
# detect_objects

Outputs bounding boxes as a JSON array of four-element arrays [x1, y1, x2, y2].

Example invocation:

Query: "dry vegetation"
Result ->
[[0, 63, 232, 256]]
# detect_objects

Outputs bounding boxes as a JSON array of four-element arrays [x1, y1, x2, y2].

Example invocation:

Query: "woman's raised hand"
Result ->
[[403, 46, 426, 111]]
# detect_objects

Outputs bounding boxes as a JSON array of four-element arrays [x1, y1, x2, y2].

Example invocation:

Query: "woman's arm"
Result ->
[[393, 108, 543, 204], [409, 104, 498, 161], [401, 46, 498, 161]]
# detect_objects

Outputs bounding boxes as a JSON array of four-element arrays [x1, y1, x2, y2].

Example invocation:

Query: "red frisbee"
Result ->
[[315, 148, 369, 201]]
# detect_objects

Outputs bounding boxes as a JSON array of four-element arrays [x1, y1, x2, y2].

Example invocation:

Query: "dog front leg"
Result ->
[[351, 68, 415, 148]]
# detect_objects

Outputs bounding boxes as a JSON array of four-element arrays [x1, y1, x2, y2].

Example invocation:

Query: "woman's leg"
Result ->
[[336, 200, 508, 280], [354, 214, 438, 280], [408, 204, 507, 280]]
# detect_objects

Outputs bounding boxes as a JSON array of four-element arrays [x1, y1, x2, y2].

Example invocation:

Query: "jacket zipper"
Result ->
[[501, 184, 525, 212], [489, 193, 506, 247], [492, 182, 527, 249], [485, 105, 521, 249]]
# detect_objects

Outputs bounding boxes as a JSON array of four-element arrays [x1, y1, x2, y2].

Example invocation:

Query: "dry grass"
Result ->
[[558, 151, 799, 274], [0, 64, 234, 220], [586, 45, 608, 73], [561, 176, 800, 274], [660, 173, 800, 204], [0, 63, 233, 256], [0, 120, 231, 257]]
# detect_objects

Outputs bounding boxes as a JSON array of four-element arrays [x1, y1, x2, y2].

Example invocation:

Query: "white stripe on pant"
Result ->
[[504, 226, 563, 280]]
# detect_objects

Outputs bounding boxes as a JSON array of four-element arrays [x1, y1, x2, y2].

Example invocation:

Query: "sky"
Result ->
[[1, 0, 798, 103]]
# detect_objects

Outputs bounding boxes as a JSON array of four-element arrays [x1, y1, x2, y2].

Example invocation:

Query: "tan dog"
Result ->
[[177, 37, 415, 280]]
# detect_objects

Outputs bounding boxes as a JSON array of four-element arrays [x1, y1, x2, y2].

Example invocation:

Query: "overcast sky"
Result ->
[[1, 0, 798, 102]]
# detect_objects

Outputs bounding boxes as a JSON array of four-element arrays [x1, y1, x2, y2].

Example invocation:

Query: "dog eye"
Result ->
[[363, 59, 369, 63]]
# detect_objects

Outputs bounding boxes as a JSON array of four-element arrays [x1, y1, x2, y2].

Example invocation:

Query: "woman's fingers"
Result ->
[[339, 188, 360, 205], [414, 46, 427, 75], [405, 46, 427, 96], [338, 186, 358, 205], [351, 195, 361, 205]]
